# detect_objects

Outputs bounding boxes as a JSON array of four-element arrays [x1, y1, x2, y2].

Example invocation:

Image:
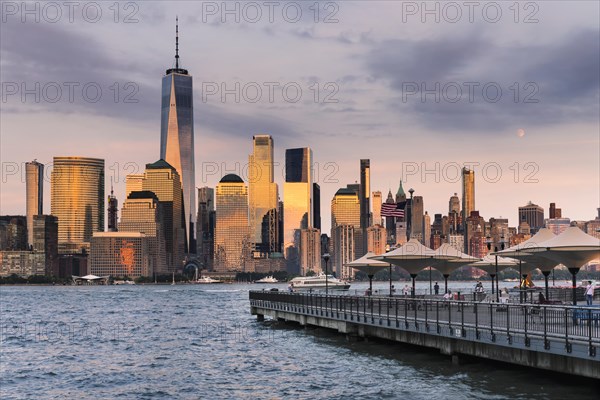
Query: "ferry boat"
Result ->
[[196, 276, 223, 284], [289, 274, 350, 291], [255, 276, 279, 284]]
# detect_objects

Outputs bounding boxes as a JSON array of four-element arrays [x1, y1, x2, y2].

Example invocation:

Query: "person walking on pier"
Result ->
[[585, 281, 595, 305], [434, 282, 440, 295], [403, 284, 410, 297]]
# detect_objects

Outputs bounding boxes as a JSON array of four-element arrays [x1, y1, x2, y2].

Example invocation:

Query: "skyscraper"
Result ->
[[367, 224, 386, 255], [140, 160, 185, 271], [359, 159, 371, 258], [248, 135, 278, 253], [197, 187, 215, 270], [423, 211, 431, 248], [411, 196, 424, 243], [32, 215, 58, 276], [160, 18, 195, 254], [462, 167, 475, 225], [313, 183, 321, 230], [299, 228, 321, 276], [25, 160, 43, 248], [518, 201, 544, 233], [331, 187, 360, 278], [119, 191, 168, 274], [372, 191, 382, 226], [125, 174, 144, 198], [283, 148, 313, 273], [51, 157, 104, 254], [214, 174, 250, 272], [462, 167, 475, 253]]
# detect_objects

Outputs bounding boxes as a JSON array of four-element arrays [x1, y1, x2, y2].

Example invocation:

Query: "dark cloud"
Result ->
[[0, 21, 160, 123], [365, 30, 600, 132]]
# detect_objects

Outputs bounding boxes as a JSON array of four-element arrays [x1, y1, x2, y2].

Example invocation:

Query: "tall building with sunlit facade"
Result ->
[[462, 167, 475, 252], [248, 135, 278, 254], [140, 160, 185, 271], [26, 160, 43, 248], [51, 157, 104, 254], [118, 191, 168, 275], [372, 191, 382, 226], [299, 227, 321, 276], [160, 18, 195, 254], [214, 174, 250, 272], [331, 187, 360, 278], [283, 148, 313, 273]]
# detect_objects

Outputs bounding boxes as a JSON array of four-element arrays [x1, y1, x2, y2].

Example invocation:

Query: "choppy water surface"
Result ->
[[1, 283, 597, 399]]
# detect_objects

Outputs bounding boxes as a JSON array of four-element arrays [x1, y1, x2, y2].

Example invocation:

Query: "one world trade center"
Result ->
[[160, 18, 195, 254]]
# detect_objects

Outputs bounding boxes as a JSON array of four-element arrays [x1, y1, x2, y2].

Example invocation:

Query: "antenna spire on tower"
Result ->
[[175, 16, 180, 69]]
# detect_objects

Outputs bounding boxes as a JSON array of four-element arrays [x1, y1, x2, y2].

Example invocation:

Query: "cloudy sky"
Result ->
[[1, 1, 599, 233]]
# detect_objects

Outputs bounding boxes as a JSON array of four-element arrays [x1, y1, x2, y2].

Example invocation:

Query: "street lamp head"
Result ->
[[323, 253, 330, 262]]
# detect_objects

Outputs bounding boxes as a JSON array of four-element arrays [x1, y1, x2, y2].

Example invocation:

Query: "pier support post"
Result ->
[[256, 314, 264, 322]]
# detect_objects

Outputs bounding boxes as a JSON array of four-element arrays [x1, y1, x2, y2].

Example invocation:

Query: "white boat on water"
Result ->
[[196, 276, 223, 284], [255, 276, 279, 284], [289, 274, 350, 291]]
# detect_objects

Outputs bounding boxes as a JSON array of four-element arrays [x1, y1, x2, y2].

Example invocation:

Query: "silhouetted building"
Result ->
[[359, 159, 371, 258], [197, 187, 215, 270], [518, 201, 544, 233]]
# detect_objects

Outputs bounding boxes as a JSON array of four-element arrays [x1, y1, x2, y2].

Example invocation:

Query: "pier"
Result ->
[[250, 291, 600, 379]]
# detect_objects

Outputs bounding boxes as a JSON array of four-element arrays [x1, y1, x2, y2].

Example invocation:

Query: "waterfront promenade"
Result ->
[[250, 291, 600, 379]]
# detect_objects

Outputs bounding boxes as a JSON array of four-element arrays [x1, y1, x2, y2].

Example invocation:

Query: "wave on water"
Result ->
[[201, 289, 242, 293]]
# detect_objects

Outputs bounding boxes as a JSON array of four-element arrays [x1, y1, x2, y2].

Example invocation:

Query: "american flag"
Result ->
[[381, 203, 404, 218]]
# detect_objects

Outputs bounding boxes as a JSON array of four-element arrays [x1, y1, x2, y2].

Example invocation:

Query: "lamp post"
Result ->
[[323, 253, 330, 295], [487, 234, 506, 302]]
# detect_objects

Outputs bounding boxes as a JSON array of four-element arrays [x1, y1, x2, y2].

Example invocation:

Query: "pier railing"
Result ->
[[250, 291, 600, 357]]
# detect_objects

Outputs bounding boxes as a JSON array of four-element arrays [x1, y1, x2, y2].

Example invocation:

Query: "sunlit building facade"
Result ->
[[26, 160, 43, 248], [214, 174, 250, 272], [331, 187, 360, 278], [160, 21, 195, 254], [299, 228, 321, 276], [90, 232, 151, 278], [140, 160, 185, 271], [462, 167, 475, 252], [125, 174, 144, 198], [333, 224, 355, 279], [372, 191, 382, 227], [248, 135, 279, 254], [118, 191, 168, 275], [51, 157, 104, 254], [367, 224, 386, 255], [283, 148, 313, 273]]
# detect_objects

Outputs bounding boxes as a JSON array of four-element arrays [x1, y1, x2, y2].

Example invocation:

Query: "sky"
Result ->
[[1, 1, 599, 235]]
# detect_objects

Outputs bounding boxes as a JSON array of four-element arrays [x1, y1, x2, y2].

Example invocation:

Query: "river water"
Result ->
[[1, 283, 597, 399]]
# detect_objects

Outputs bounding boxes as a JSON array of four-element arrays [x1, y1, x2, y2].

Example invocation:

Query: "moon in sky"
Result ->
[[517, 128, 526, 138]]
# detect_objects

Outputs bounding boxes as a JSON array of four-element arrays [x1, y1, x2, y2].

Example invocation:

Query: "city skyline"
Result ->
[[1, 2, 599, 234]]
